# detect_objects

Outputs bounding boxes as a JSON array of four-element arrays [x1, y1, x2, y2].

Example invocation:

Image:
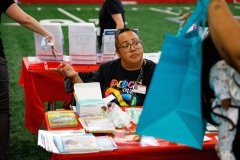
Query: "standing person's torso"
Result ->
[[98, 0, 125, 31], [0, 0, 15, 59]]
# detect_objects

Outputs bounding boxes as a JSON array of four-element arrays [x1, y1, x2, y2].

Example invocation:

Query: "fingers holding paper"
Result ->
[[48, 33, 58, 57], [41, 33, 58, 57]]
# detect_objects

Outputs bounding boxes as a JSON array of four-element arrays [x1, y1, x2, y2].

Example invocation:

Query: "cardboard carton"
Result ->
[[33, 23, 64, 61], [73, 82, 106, 117]]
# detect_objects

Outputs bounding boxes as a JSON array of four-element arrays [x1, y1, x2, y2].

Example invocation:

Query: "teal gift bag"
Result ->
[[136, 0, 209, 150]]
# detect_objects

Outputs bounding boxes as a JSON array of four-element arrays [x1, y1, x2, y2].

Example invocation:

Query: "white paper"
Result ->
[[140, 136, 160, 147], [203, 135, 212, 142], [143, 52, 161, 64]]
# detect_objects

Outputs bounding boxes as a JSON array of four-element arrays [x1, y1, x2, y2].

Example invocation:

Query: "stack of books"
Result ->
[[38, 130, 117, 153], [79, 117, 116, 133]]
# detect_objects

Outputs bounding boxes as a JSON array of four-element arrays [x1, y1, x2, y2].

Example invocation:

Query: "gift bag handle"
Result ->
[[178, 0, 209, 37]]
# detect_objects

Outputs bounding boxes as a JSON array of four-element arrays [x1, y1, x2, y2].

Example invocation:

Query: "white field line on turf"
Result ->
[[149, 7, 182, 16], [57, 8, 86, 23], [4, 8, 86, 25], [132, 7, 138, 11], [3, 23, 20, 26], [122, 1, 137, 4]]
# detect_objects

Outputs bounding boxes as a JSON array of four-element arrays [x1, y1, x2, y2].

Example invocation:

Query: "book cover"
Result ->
[[96, 136, 118, 151], [53, 133, 99, 153], [38, 130, 86, 153], [79, 117, 116, 133], [47, 111, 78, 128]]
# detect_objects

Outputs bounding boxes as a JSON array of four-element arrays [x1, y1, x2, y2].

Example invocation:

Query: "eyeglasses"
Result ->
[[116, 40, 142, 52]]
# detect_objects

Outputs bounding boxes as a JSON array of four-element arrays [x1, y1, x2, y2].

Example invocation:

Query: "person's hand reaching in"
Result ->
[[179, 11, 193, 27], [50, 63, 77, 78]]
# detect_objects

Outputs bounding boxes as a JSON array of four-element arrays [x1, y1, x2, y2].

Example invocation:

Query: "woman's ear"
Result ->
[[115, 50, 120, 58]]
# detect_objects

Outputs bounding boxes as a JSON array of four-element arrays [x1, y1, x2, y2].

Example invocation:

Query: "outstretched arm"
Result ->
[[50, 63, 83, 84], [208, 0, 240, 72], [111, 14, 125, 29], [5, 3, 57, 55]]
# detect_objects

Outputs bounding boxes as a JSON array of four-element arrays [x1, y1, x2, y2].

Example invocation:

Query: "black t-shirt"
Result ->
[[98, 0, 125, 50], [89, 59, 156, 106], [0, 0, 15, 59]]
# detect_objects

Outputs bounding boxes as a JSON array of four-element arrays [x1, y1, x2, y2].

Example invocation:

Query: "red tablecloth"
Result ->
[[19, 57, 100, 133], [51, 134, 219, 160], [43, 110, 219, 160]]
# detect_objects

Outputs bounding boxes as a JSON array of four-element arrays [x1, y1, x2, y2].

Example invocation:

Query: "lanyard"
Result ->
[[128, 59, 146, 106]]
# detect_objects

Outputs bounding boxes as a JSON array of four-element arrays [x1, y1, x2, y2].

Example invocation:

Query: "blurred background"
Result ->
[[1, 1, 239, 159]]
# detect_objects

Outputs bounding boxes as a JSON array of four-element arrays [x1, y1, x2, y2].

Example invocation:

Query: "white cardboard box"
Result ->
[[74, 82, 106, 117], [68, 23, 96, 55], [68, 23, 97, 64], [33, 23, 64, 61]]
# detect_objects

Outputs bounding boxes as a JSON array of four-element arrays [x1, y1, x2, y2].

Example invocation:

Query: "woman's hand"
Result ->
[[49, 63, 77, 78], [221, 98, 231, 111], [179, 11, 193, 27], [47, 33, 58, 57]]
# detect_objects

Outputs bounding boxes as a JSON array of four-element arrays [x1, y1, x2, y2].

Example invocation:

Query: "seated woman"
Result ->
[[53, 28, 156, 107]]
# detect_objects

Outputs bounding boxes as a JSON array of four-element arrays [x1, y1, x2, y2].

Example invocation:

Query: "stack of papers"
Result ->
[[68, 23, 97, 64], [38, 130, 117, 153], [79, 117, 116, 133], [34, 23, 65, 62], [206, 123, 218, 133], [102, 29, 117, 63]]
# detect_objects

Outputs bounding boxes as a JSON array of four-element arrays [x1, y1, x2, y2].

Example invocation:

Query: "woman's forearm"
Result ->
[[71, 74, 83, 84], [208, 0, 240, 72]]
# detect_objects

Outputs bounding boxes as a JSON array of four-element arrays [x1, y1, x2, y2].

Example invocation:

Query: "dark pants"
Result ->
[[0, 57, 10, 160]]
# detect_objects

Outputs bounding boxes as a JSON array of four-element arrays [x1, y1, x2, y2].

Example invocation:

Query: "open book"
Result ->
[[79, 117, 116, 133]]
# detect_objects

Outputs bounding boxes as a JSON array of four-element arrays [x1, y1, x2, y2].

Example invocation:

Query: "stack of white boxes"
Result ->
[[33, 23, 64, 61], [68, 23, 97, 64], [102, 29, 117, 63]]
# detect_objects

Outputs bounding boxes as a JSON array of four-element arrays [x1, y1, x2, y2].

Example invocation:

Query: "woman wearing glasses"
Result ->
[[55, 28, 156, 107]]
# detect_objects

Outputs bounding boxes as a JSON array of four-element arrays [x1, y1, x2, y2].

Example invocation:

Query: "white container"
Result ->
[[68, 23, 97, 64], [33, 23, 64, 61]]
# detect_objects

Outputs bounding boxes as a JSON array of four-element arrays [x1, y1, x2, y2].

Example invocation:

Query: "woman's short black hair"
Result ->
[[114, 28, 138, 48]]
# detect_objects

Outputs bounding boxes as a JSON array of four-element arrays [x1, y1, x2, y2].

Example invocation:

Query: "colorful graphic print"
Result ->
[[104, 79, 137, 106]]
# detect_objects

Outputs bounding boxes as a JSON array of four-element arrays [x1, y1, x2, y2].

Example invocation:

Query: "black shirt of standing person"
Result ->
[[98, 0, 125, 52]]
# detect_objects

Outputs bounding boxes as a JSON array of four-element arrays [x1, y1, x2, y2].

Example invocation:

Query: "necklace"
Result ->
[[136, 59, 145, 85], [128, 59, 146, 106]]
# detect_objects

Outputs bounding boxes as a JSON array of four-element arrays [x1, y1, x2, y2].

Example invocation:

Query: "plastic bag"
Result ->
[[107, 103, 131, 128], [126, 108, 142, 124]]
